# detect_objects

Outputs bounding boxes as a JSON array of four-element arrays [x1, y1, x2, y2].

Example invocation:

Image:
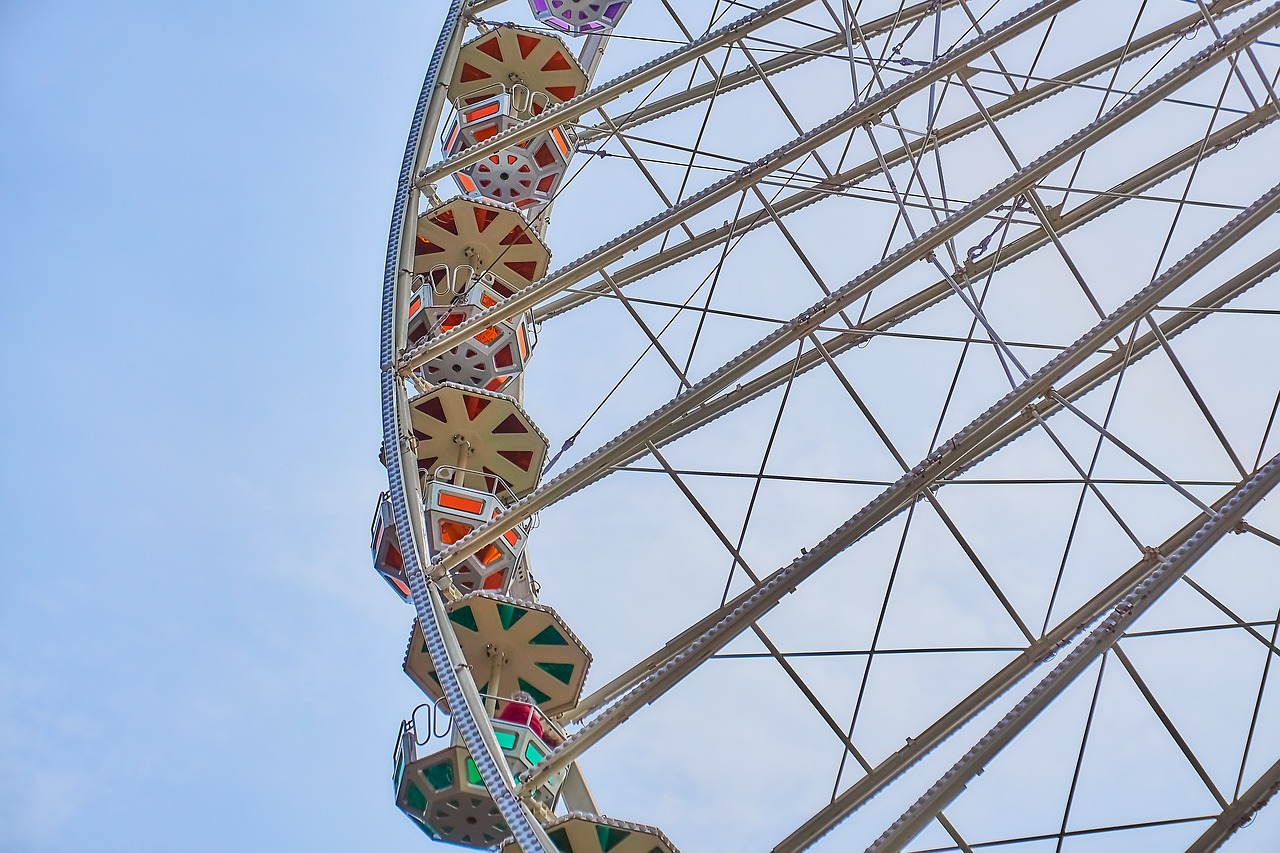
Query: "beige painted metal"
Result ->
[[407, 382, 549, 498], [500, 813, 681, 853], [413, 198, 552, 295], [449, 25, 588, 105], [405, 592, 593, 716]]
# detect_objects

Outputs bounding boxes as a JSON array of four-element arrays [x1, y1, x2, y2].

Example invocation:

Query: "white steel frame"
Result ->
[[379, 1, 1280, 851]]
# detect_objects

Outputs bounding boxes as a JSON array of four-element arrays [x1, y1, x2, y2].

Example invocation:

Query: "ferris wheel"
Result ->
[[371, 0, 1280, 850]]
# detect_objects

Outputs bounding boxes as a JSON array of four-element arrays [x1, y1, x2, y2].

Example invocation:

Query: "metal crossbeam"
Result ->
[[414, 0, 822, 188], [535, 0, 1258, 321], [568, 192, 1280, 733], [417, 11, 1280, 586], [770, 446, 1280, 850], [573, 0, 966, 143], [1184, 756, 1280, 851], [514, 160, 1280, 797], [864, 451, 1280, 853], [378, 2, 557, 851], [399, 0, 1091, 373]]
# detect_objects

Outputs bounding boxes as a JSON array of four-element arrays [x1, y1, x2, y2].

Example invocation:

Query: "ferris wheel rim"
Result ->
[[379, 1, 561, 851]]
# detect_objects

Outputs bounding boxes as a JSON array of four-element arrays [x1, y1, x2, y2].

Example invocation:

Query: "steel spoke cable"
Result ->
[[1039, 319, 1144, 636], [573, 255, 1280, 843], [1056, 0, 1152, 205], [644, 441, 892, 796], [906, 814, 1215, 852], [1128, 618, 1280, 639], [617, 466, 1241, 487], [541, 201, 750, 474], [862, 449, 1280, 853], [771, 462, 1280, 852], [715, 340, 806, 606], [574, 0, 963, 143], [563, 288, 1082, 349], [592, 108, 698, 241], [580, 126, 1280, 576], [954, 72, 1114, 329], [1051, 651, 1108, 853], [542, 1, 1263, 324], [424, 17, 1280, 593], [1253, 386, 1280, 470], [657, 32, 737, 253], [1112, 643, 1230, 807], [403, 0, 1102, 373], [1181, 576, 1280, 657], [1233, 603, 1280, 799], [712, 645, 1029, 659], [830, 500, 923, 798], [1145, 317, 1250, 476], [951, 0, 1024, 96], [875, 57, 1252, 532], [823, 214, 1035, 798], [521, 171, 1280, 804]]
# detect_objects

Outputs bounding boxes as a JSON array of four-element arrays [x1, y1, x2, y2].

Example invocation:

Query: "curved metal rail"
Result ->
[[379, 2, 557, 850]]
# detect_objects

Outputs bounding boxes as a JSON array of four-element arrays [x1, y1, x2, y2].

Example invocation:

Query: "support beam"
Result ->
[[567, 241, 1280, 732], [514, 167, 1280, 796], [863, 452, 1280, 853], [572, 0, 966, 144], [537, 0, 1259, 321], [618, 102, 1279, 487], [414, 0, 824, 187], [419, 8, 1280, 582], [1183, 754, 1280, 852], [399, 0, 1092, 372], [767, 458, 1275, 850]]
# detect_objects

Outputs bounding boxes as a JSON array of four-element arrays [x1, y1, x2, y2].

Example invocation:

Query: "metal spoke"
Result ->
[[863, 451, 1280, 853], [383, 4, 1280, 851]]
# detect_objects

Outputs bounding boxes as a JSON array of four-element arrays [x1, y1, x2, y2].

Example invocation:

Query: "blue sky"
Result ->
[[0, 2, 434, 849]]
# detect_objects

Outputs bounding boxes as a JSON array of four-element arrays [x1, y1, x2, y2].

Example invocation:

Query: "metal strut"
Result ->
[[421, 3, 1280, 587], [399, 0, 1091, 374], [575, 241, 1280, 730], [536, 0, 1262, 322], [863, 450, 1280, 853], [515, 168, 1280, 795]]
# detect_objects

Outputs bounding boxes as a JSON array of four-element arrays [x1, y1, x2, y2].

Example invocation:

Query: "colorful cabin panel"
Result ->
[[423, 479, 530, 593], [444, 101, 576, 210], [448, 26, 587, 106], [413, 198, 551, 300], [490, 710, 566, 807], [529, 0, 633, 35], [392, 711, 565, 847], [408, 279, 536, 394], [394, 725, 508, 848], [407, 383, 549, 498], [370, 492, 411, 601], [502, 813, 681, 853], [441, 26, 584, 211], [404, 593, 591, 716]]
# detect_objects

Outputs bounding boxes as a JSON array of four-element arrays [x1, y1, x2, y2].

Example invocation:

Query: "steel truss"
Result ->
[[382, 1, 1280, 850]]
